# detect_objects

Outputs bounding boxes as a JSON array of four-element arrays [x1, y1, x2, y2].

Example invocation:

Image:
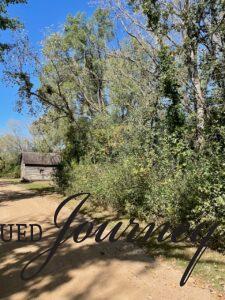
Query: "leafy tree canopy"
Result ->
[[0, 0, 27, 59]]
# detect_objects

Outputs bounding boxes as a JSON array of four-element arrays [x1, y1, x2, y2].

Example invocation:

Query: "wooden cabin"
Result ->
[[21, 152, 61, 181]]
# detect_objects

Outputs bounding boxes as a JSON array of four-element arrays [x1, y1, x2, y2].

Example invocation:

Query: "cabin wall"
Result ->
[[21, 165, 57, 181], [21, 161, 26, 179]]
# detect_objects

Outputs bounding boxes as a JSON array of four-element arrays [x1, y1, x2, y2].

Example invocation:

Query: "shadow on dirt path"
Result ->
[[0, 181, 223, 300]]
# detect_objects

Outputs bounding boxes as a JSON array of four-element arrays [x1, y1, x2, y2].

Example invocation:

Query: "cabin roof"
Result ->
[[22, 152, 61, 166]]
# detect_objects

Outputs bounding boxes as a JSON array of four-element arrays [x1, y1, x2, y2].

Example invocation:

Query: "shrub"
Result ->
[[62, 147, 225, 252]]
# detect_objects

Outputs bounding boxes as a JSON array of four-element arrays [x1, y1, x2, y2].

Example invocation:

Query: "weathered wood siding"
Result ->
[[21, 164, 56, 181], [21, 162, 26, 179]]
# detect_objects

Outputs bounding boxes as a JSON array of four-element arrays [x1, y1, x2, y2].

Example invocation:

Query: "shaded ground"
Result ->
[[0, 181, 224, 300]]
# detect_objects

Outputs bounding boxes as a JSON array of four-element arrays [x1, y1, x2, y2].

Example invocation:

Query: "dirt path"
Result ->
[[0, 181, 223, 300]]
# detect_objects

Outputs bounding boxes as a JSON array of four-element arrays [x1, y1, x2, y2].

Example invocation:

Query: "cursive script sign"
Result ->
[[18, 193, 220, 287]]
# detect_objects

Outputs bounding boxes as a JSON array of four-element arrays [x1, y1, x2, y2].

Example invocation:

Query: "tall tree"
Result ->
[[5, 9, 114, 162], [110, 0, 225, 149], [0, 0, 27, 60]]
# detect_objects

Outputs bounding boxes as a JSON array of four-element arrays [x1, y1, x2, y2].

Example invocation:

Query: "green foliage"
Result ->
[[0, 160, 20, 178], [6, 6, 225, 253], [0, 148, 20, 178], [0, 133, 31, 178], [129, 0, 161, 30], [0, 0, 27, 60], [63, 134, 225, 251], [158, 45, 185, 133]]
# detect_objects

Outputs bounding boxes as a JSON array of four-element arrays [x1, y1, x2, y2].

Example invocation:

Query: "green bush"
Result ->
[[66, 156, 149, 214], [61, 144, 225, 252], [175, 156, 225, 252], [0, 162, 20, 178]]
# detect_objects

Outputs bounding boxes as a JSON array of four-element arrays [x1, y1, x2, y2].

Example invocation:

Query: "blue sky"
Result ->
[[0, 0, 95, 136]]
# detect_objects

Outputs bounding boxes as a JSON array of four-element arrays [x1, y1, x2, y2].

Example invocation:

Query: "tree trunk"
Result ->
[[191, 49, 205, 149], [195, 77, 205, 149]]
